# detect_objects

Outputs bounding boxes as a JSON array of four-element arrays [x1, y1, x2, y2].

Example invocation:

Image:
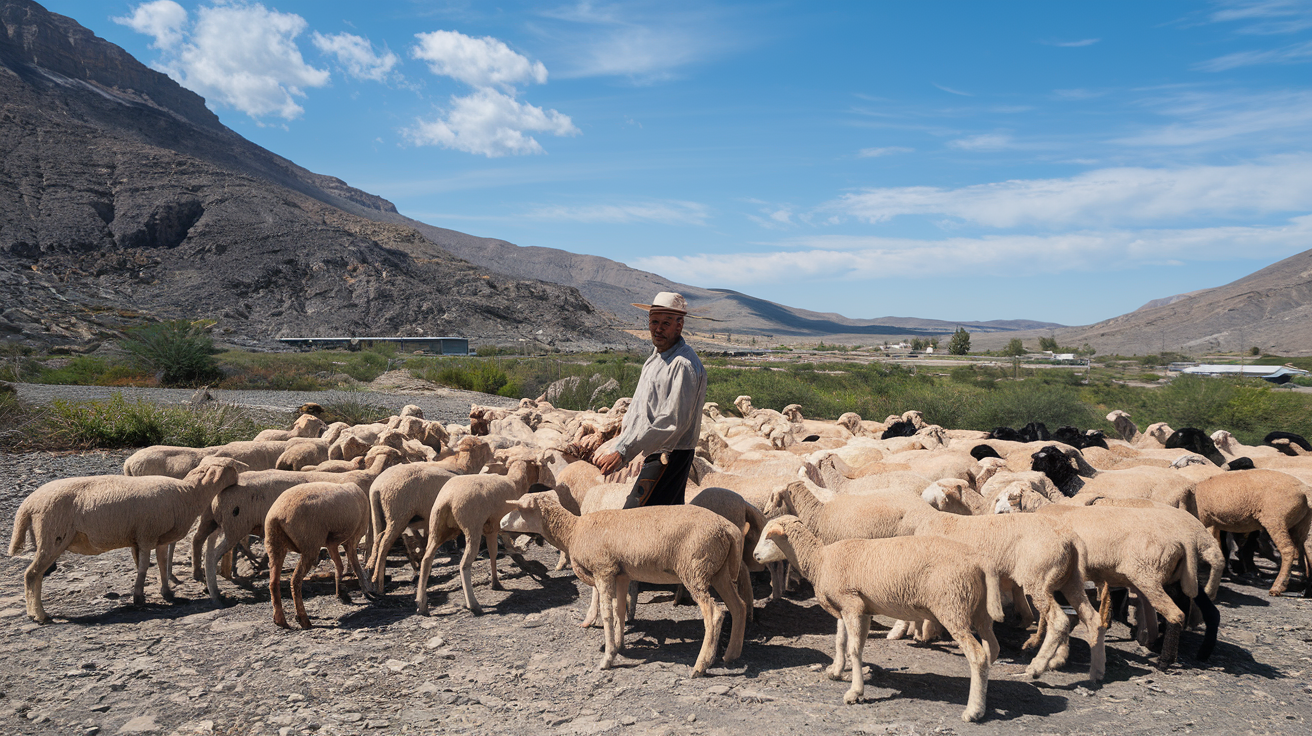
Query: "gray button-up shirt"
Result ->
[[612, 337, 707, 463]]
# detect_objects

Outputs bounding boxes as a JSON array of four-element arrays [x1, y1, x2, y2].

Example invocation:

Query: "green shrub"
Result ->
[[43, 393, 284, 448], [320, 396, 392, 425], [34, 356, 110, 385], [120, 320, 222, 386]]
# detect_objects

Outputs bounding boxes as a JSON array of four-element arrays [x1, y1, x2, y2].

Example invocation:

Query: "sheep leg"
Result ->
[[1061, 578, 1106, 683], [344, 537, 372, 597], [915, 618, 941, 642], [1026, 595, 1071, 679], [269, 544, 290, 628], [1133, 581, 1185, 667], [768, 560, 784, 602], [326, 545, 349, 603], [457, 528, 484, 614], [886, 619, 911, 641], [555, 550, 570, 571], [415, 528, 457, 615], [165, 543, 181, 586], [827, 618, 849, 680], [580, 586, 600, 628], [1131, 587, 1158, 646], [290, 551, 316, 629], [626, 581, 638, 623], [688, 585, 725, 678], [1098, 583, 1113, 630], [735, 568, 754, 624], [1261, 517, 1299, 596], [131, 543, 152, 606], [368, 520, 404, 592], [596, 575, 619, 671], [192, 515, 219, 581], [612, 573, 631, 652], [156, 543, 175, 602], [842, 610, 867, 704], [23, 539, 68, 624], [205, 533, 240, 605], [485, 529, 503, 592], [974, 605, 1000, 665], [943, 619, 990, 723], [711, 566, 746, 663]]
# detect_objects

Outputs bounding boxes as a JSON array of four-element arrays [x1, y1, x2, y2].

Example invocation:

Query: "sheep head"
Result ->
[[292, 413, 328, 437], [836, 412, 864, 436], [500, 490, 563, 536], [469, 405, 491, 436], [1106, 409, 1140, 443], [901, 410, 927, 429], [734, 395, 755, 417], [1170, 453, 1211, 469], [400, 404, 424, 419], [1210, 430, 1237, 454], [365, 446, 406, 470], [753, 516, 799, 564], [782, 404, 804, 423], [703, 402, 723, 421], [190, 456, 245, 495]]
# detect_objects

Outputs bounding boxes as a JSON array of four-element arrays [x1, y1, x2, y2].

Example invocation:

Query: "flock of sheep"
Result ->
[[9, 393, 1312, 722]]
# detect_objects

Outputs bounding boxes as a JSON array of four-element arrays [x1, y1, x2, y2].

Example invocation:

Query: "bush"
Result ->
[[43, 393, 286, 449], [320, 396, 393, 426], [120, 320, 222, 386]]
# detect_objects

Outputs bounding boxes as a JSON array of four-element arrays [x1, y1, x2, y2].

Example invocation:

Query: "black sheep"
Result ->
[[989, 426, 1023, 442], [1164, 428, 1226, 466], [1263, 431, 1312, 452], [881, 420, 918, 439], [970, 444, 1002, 461], [1019, 421, 1051, 443], [1030, 445, 1079, 496], [1225, 457, 1255, 471], [1051, 426, 1109, 451]]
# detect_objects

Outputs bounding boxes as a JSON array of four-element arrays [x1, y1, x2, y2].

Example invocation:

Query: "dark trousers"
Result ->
[[623, 450, 694, 508]]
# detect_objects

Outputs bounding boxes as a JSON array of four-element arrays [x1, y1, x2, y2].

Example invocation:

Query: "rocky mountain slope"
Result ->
[[0, 0, 627, 351]]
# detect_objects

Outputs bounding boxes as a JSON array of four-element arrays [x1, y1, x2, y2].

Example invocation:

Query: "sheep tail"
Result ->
[[369, 489, 384, 553], [9, 505, 32, 556], [1181, 541, 1200, 601], [727, 527, 744, 589], [1201, 539, 1225, 600], [983, 567, 1005, 623]]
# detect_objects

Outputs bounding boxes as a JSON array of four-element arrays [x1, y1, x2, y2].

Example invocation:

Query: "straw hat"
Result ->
[[632, 291, 689, 316]]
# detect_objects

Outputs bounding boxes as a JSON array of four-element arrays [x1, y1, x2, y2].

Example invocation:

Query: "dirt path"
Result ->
[[2, 450, 1311, 735]]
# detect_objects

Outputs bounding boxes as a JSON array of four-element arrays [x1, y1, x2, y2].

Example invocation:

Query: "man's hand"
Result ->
[[595, 451, 624, 476]]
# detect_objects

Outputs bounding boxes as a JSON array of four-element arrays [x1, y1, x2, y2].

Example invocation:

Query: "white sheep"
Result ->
[[10, 457, 245, 623], [501, 491, 746, 677], [752, 515, 997, 721], [414, 457, 541, 615], [253, 413, 327, 442], [264, 481, 374, 629]]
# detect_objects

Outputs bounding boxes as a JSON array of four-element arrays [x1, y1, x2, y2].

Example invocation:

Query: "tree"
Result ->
[[1002, 338, 1026, 357], [929, 337, 939, 349], [910, 337, 926, 351], [1076, 343, 1097, 357], [1038, 335, 1060, 352], [948, 327, 971, 355], [1249, 346, 1260, 356]]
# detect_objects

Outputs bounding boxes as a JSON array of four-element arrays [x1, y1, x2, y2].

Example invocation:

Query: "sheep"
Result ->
[[1264, 431, 1312, 453], [501, 490, 746, 677], [264, 481, 374, 629], [10, 457, 244, 623], [1106, 410, 1141, 444], [686, 486, 770, 614], [1002, 497, 1225, 666], [123, 440, 293, 478], [1193, 469, 1312, 596], [365, 463, 457, 592], [763, 479, 932, 543], [1165, 428, 1226, 467], [414, 457, 542, 615], [196, 449, 404, 602], [253, 413, 327, 442], [752, 515, 998, 721], [905, 503, 1106, 682]]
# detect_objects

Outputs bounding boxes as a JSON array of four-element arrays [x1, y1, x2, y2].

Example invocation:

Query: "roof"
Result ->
[[1181, 364, 1310, 378]]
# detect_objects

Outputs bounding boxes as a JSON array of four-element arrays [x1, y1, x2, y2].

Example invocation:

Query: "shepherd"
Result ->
[[595, 292, 708, 508]]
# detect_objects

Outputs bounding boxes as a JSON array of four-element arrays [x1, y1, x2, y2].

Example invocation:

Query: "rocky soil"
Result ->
[[1, 449, 1311, 736]]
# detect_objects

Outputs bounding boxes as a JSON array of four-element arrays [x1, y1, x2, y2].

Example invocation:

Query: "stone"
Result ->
[[385, 659, 410, 672], [288, 693, 306, 702], [425, 636, 446, 650], [687, 714, 697, 723], [619, 715, 637, 726], [705, 685, 731, 696], [339, 713, 363, 724], [118, 715, 160, 734]]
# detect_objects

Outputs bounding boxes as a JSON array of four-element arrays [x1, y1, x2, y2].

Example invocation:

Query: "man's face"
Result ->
[[648, 311, 684, 352]]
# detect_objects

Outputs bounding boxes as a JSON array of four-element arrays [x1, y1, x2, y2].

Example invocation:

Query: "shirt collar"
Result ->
[[656, 337, 686, 359]]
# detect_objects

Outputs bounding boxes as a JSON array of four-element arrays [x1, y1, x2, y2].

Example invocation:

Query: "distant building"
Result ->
[[1180, 364, 1310, 384], [278, 336, 469, 355]]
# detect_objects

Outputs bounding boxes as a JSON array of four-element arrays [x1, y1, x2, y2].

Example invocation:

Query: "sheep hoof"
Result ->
[[961, 706, 985, 723], [826, 667, 845, 681], [1025, 663, 1045, 679], [689, 667, 706, 679], [337, 592, 352, 604], [297, 617, 312, 629], [490, 581, 504, 591], [843, 690, 862, 705], [1021, 634, 1041, 651], [1268, 588, 1285, 597], [161, 591, 176, 603], [132, 594, 145, 606]]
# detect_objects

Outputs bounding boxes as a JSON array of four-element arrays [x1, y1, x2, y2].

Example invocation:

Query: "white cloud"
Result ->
[[406, 87, 578, 157], [632, 216, 1312, 284], [1195, 39, 1312, 70], [932, 82, 973, 96], [1209, 0, 1312, 34], [113, 0, 188, 50], [830, 157, 1312, 228], [312, 32, 399, 81], [524, 200, 708, 225], [1045, 38, 1100, 47], [118, 2, 330, 121], [856, 146, 913, 158], [947, 134, 1014, 151], [411, 30, 547, 89]]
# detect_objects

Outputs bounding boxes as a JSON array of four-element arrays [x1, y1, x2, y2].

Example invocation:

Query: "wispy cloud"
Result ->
[[1117, 90, 1312, 147], [531, 1, 749, 82], [633, 216, 1312, 284], [1195, 38, 1312, 70], [946, 133, 1013, 151], [312, 32, 399, 81], [1043, 38, 1100, 47], [829, 157, 1312, 228], [856, 146, 913, 158], [1208, 0, 1312, 34], [524, 200, 709, 225], [932, 82, 973, 97]]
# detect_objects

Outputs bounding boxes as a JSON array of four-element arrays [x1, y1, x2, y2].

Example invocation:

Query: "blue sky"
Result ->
[[42, 0, 1312, 326]]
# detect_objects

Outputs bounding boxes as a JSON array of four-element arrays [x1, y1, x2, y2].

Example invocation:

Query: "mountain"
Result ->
[[405, 221, 1063, 338], [0, 0, 627, 351], [968, 249, 1312, 356]]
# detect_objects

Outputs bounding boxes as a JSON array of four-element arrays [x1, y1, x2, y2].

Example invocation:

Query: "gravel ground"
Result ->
[[3, 452, 1312, 734], [11, 382, 518, 426]]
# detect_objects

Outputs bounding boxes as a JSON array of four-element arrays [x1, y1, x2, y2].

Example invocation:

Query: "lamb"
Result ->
[[501, 491, 746, 677], [763, 480, 932, 543], [196, 449, 404, 602], [365, 463, 458, 592], [10, 457, 244, 623], [1193, 469, 1312, 596], [264, 481, 373, 629], [752, 515, 998, 721], [414, 457, 542, 615], [1164, 428, 1226, 467], [686, 486, 770, 613], [123, 440, 293, 478], [253, 413, 327, 442], [1106, 410, 1141, 444]]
